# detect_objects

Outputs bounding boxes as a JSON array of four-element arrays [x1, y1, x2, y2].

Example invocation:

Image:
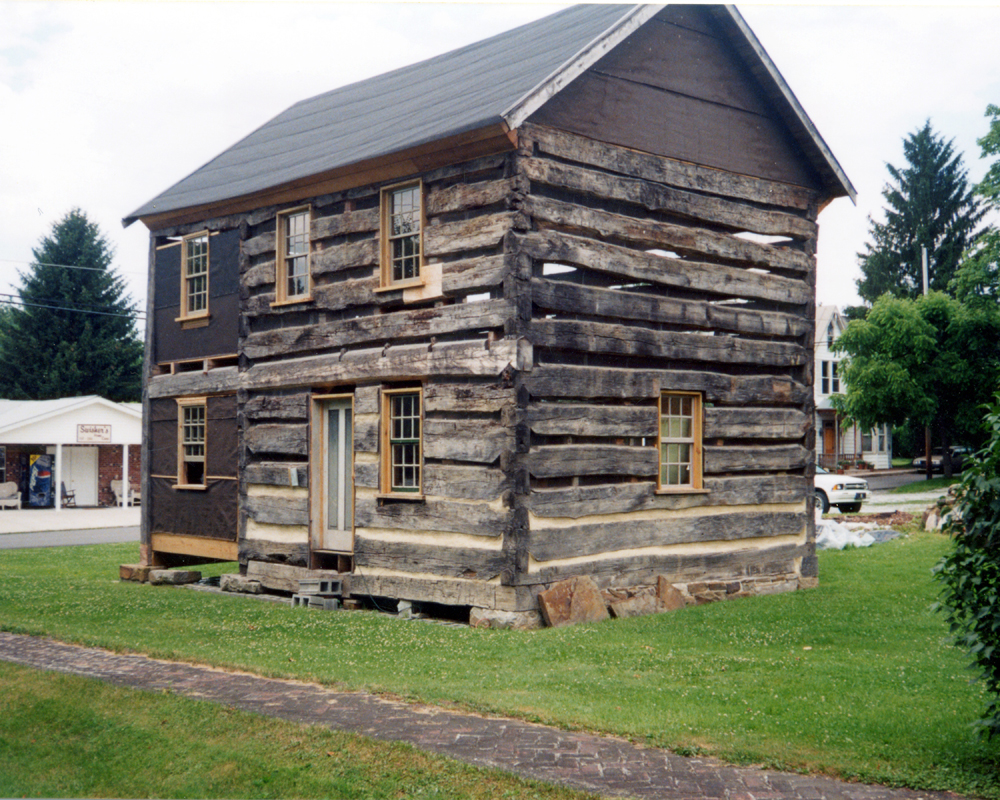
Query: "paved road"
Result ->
[[0, 632, 963, 800], [0, 527, 139, 550]]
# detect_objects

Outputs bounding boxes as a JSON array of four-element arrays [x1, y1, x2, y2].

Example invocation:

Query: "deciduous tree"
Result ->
[[833, 292, 1000, 476], [0, 209, 142, 401]]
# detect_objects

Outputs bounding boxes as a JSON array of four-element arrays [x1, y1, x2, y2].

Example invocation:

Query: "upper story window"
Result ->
[[821, 361, 840, 394], [658, 392, 703, 491], [380, 181, 423, 287], [178, 398, 207, 487], [182, 232, 209, 319], [276, 207, 311, 303]]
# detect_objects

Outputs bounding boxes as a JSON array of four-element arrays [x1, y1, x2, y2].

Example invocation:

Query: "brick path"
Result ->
[[0, 632, 961, 800]]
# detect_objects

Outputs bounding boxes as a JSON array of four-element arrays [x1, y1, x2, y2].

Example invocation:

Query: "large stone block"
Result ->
[[469, 608, 543, 630], [149, 569, 202, 586], [119, 564, 152, 583], [220, 574, 262, 594], [537, 576, 610, 628]]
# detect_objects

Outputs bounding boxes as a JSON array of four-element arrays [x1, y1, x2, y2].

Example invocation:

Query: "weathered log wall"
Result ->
[[512, 123, 819, 592], [237, 154, 522, 599]]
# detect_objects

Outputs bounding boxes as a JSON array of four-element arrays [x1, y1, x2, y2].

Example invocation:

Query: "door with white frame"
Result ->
[[311, 396, 354, 553]]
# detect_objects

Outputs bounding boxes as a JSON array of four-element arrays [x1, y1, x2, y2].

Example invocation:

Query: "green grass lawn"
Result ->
[[1, 533, 998, 798], [891, 476, 961, 493], [0, 661, 594, 800]]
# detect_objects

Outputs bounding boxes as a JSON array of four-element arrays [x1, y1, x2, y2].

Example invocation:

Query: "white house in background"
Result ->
[[814, 305, 892, 470], [0, 396, 141, 509]]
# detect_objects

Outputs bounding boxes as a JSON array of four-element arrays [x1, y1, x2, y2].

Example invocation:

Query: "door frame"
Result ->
[[309, 393, 355, 555]]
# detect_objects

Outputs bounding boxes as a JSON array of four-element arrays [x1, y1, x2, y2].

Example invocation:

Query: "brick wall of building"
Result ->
[[97, 445, 141, 507]]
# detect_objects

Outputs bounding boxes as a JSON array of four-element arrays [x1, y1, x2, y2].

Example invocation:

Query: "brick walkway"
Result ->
[[0, 632, 961, 800]]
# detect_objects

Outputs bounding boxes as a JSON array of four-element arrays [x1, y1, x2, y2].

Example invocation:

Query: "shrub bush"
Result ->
[[934, 394, 1000, 738]]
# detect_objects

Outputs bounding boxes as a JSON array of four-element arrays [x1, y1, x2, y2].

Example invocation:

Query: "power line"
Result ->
[[0, 257, 146, 277], [0, 294, 146, 321]]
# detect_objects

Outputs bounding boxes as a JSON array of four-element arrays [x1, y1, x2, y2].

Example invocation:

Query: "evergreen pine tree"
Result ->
[[0, 209, 143, 401], [857, 121, 986, 304]]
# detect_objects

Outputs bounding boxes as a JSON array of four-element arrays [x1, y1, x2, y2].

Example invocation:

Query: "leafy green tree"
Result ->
[[857, 121, 986, 304], [833, 291, 1000, 476], [0, 209, 142, 402], [974, 104, 1000, 206], [950, 229, 1000, 308], [934, 394, 1000, 739]]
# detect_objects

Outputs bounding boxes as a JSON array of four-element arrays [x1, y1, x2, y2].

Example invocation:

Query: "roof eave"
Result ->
[[503, 4, 664, 131]]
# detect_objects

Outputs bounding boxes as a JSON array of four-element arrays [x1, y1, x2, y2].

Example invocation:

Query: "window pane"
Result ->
[[659, 393, 699, 488], [388, 392, 421, 492]]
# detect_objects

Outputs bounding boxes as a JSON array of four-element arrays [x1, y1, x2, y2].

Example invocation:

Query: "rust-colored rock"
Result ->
[[119, 564, 151, 583], [656, 576, 688, 611], [609, 592, 660, 619], [538, 576, 610, 628]]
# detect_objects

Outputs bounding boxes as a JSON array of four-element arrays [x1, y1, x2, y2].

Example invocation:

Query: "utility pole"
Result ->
[[923, 246, 933, 481]]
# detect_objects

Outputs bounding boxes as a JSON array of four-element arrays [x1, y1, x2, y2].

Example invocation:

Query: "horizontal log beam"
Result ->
[[530, 318, 807, 367], [527, 444, 658, 479], [355, 496, 508, 538], [522, 195, 812, 273], [524, 365, 809, 406], [525, 123, 816, 211], [519, 229, 810, 305], [242, 339, 523, 391], [528, 510, 806, 562], [521, 157, 815, 239], [531, 279, 809, 340], [354, 537, 508, 581], [527, 475, 807, 518]]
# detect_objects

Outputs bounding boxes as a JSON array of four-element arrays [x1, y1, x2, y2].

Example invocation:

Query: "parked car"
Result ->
[[814, 466, 869, 514], [912, 446, 970, 473]]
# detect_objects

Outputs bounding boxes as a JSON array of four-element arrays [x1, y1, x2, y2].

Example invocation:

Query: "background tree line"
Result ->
[[835, 110, 1000, 473]]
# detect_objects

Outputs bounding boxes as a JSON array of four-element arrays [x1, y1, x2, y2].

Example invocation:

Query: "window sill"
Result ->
[[175, 313, 210, 329], [374, 279, 424, 294], [172, 483, 209, 491], [655, 487, 711, 495], [270, 296, 313, 308], [376, 492, 425, 503]]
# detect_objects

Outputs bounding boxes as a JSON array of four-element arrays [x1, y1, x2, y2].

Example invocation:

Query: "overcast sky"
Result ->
[[2, 1, 1000, 326]]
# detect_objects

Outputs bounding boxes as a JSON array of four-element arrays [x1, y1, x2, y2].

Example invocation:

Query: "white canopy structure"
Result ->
[[0, 396, 141, 510]]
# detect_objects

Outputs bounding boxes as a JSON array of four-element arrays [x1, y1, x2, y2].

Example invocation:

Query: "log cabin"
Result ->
[[124, 4, 855, 622]]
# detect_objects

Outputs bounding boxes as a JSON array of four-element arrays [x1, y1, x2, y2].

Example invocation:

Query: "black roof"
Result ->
[[125, 4, 853, 227]]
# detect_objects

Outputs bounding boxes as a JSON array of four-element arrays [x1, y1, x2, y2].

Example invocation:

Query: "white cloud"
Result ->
[[2, 2, 999, 317]]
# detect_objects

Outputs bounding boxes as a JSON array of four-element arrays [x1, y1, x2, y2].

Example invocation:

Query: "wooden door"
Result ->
[[823, 425, 836, 455], [311, 397, 354, 553]]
